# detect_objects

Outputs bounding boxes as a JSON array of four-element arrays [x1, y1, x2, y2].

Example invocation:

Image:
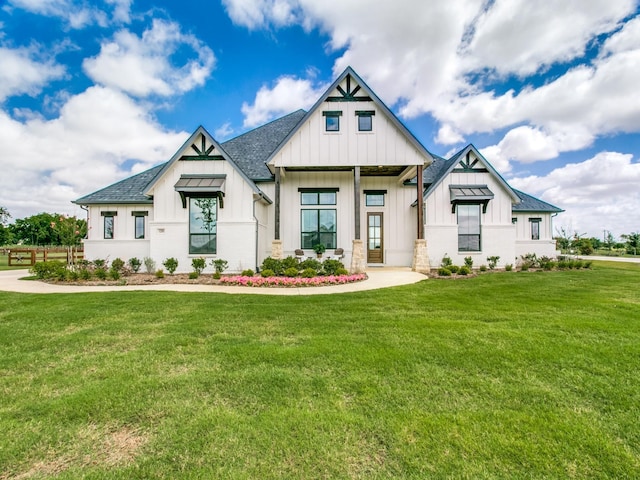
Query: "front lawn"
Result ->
[[1, 262, 639, 478]]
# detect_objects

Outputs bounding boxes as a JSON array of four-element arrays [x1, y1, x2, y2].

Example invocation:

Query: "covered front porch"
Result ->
[[268, 164, 430, 273]]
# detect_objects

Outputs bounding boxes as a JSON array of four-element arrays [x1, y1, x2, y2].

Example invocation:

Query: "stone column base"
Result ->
[[271, 240, 283, 259], [350, 239, 366, 274], [412, 239, 430, 273]]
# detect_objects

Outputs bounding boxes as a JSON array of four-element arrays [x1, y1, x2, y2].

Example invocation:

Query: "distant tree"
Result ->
[[10, 213, 86, 246], [603, 231, 616, 250], [554, 227, 572, 251], [621, 232, 640, 255], [0, 206, 10, 225], [0, 224, 13, 246], [588, 237, 602, 250]]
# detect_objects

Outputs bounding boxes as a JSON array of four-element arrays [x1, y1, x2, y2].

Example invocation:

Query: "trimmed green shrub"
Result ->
[[93, 259, 106, 268], [520, 263, 529, 271], [241, 269, 255, 277], [143, 257, 156, 274], [211, 259, 228, 274], [111, 257, 125, 272], [79, 268, 92, 280], [213, 272, 221, 280], [299, 258, 322, 272], [458, 265, 470, 275], [261, 269, 275, 278], [155, 269, 165, 279], [188, 271, 199, 279], [109, 267, 121, 280], [441, 254, 453, 267], [479, 265, 487, 272], [487, 256, 500, 270], [464, 256, 474, 269], [322, 259, 344, 275], [191, 257, 206, 275], [505, 264, 513, 271], [95, 267, 107, 280], [438, 267, 452, 276], [261, 257, 284, 276], [284, 267, 299, 277], [128, 257, 142, 273], [30, 260, 67, 280], [301, 268, 317, 278], [163, 257, 179, 275], [449, 265, 459, 274], [336, 268, 349, 275], [282, 256, 299, 270], [67, 269, 80, 281]]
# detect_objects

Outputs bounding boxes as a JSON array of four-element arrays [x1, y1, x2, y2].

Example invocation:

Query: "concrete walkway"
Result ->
[[579, 255, 640, 264], [0, 267, 427, 295]]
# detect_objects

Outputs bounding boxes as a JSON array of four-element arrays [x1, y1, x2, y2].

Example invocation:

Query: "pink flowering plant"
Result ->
[[220, 273, 367, 288]]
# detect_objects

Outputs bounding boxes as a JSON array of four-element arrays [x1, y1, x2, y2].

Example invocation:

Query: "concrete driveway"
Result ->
[[0, 267, 427, 295]]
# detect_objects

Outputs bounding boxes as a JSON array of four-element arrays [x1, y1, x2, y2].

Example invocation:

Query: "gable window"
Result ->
[[458, 204, 481, 252], [189, 197, 217, 254], [101, 211, 117, 239], [323, 111, 342, 132], [132, 211, 148, 240], [300, 189, 337, 249], [530, 218, 541, 240], [365, 190, 386, 206], [356, 110, 375, 132]]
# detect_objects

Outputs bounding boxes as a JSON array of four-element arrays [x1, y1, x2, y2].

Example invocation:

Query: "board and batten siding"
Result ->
[[144, 151, 264, 273], [513, 212, 560, 259], [270, 100, 425, 168], [424, 170, 517, 268], [83, 204, 152, 261]]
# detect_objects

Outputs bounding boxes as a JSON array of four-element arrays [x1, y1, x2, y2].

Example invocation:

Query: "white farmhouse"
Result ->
[[75, 67, 562, 273]]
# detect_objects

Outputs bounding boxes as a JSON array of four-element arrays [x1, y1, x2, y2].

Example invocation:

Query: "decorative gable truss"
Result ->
[[144, 126, 272, 209]]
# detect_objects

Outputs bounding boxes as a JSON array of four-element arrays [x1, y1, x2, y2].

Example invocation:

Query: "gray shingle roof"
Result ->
[[512, 189, 563, 213], [222, 109, 306, 180], [75, 110, 306, 205], [74, 163, 166, 205]]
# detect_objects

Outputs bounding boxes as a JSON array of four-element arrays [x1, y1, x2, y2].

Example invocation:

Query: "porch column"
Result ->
[[271, 167, 283, 259], [416, 164, 424, 240], [354, 166, 361, 239], [412, 164, 430, 273], [350, 166, 365, 273]]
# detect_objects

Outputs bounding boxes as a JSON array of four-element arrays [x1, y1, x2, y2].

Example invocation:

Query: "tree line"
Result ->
[[554, 228, 640, 255], [0, 207, 87, 247]]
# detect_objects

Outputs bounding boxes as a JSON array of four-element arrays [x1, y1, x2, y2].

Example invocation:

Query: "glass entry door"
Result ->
[[367, 213, 383, 263]]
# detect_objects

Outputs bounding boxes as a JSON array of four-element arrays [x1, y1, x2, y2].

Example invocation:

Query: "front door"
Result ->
[[367, 213, 383, 263]]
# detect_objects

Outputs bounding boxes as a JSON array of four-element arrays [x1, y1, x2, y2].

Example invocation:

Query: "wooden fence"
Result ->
[[6, 247, 84, 267]]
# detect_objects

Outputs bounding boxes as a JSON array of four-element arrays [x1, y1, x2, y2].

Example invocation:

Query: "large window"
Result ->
[[458, 204, 481, 251], [300, 190, 337, 249], [104, 215, 114, 239], [133, 212, 147, 239], [189, 197, 217, 254], [530, 218, 541, 240]]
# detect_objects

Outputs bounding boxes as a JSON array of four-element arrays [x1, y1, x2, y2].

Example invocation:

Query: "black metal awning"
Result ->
[[175, 174, 226, 208], [449, 185, 494, 213]]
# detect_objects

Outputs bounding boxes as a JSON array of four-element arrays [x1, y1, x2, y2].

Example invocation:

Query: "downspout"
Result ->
[[253, 196, 260, 272]]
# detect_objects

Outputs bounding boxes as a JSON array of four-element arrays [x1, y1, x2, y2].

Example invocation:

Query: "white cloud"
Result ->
[[0, 86, 187, 218], [215, 122, 234, 140], [7, 0, 109, 28], [83, 19, 215, 97], [241, 75, 324, 127], [222, 0, 301, 30], [464, 0, 633, 76], [223, 0, 639, 169], [0, 45, 66, 101], [509, 151, 640, 237]]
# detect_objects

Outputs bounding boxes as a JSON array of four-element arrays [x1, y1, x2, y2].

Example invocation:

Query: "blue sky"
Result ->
[[1, 0, 639, 239]]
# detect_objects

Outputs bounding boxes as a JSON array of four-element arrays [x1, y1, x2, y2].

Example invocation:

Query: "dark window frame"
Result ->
[[457, 203, 481, 252], [530, 217, 541, 240], [189, 197, 217, 254], [323, 111, 342, 132], [356, 110, 375, 132]]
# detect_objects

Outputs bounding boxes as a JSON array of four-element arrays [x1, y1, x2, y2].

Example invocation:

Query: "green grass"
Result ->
[[1, 262, 639, 478]]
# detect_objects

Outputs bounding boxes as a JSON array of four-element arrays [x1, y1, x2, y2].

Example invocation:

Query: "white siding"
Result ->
[[270, 100, 426, 168], [513, 212, 560, 260], [424, 170, 517, 268]]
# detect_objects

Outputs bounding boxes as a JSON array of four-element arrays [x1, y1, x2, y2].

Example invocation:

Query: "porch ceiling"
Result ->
[[283, 165, 407, 176]]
